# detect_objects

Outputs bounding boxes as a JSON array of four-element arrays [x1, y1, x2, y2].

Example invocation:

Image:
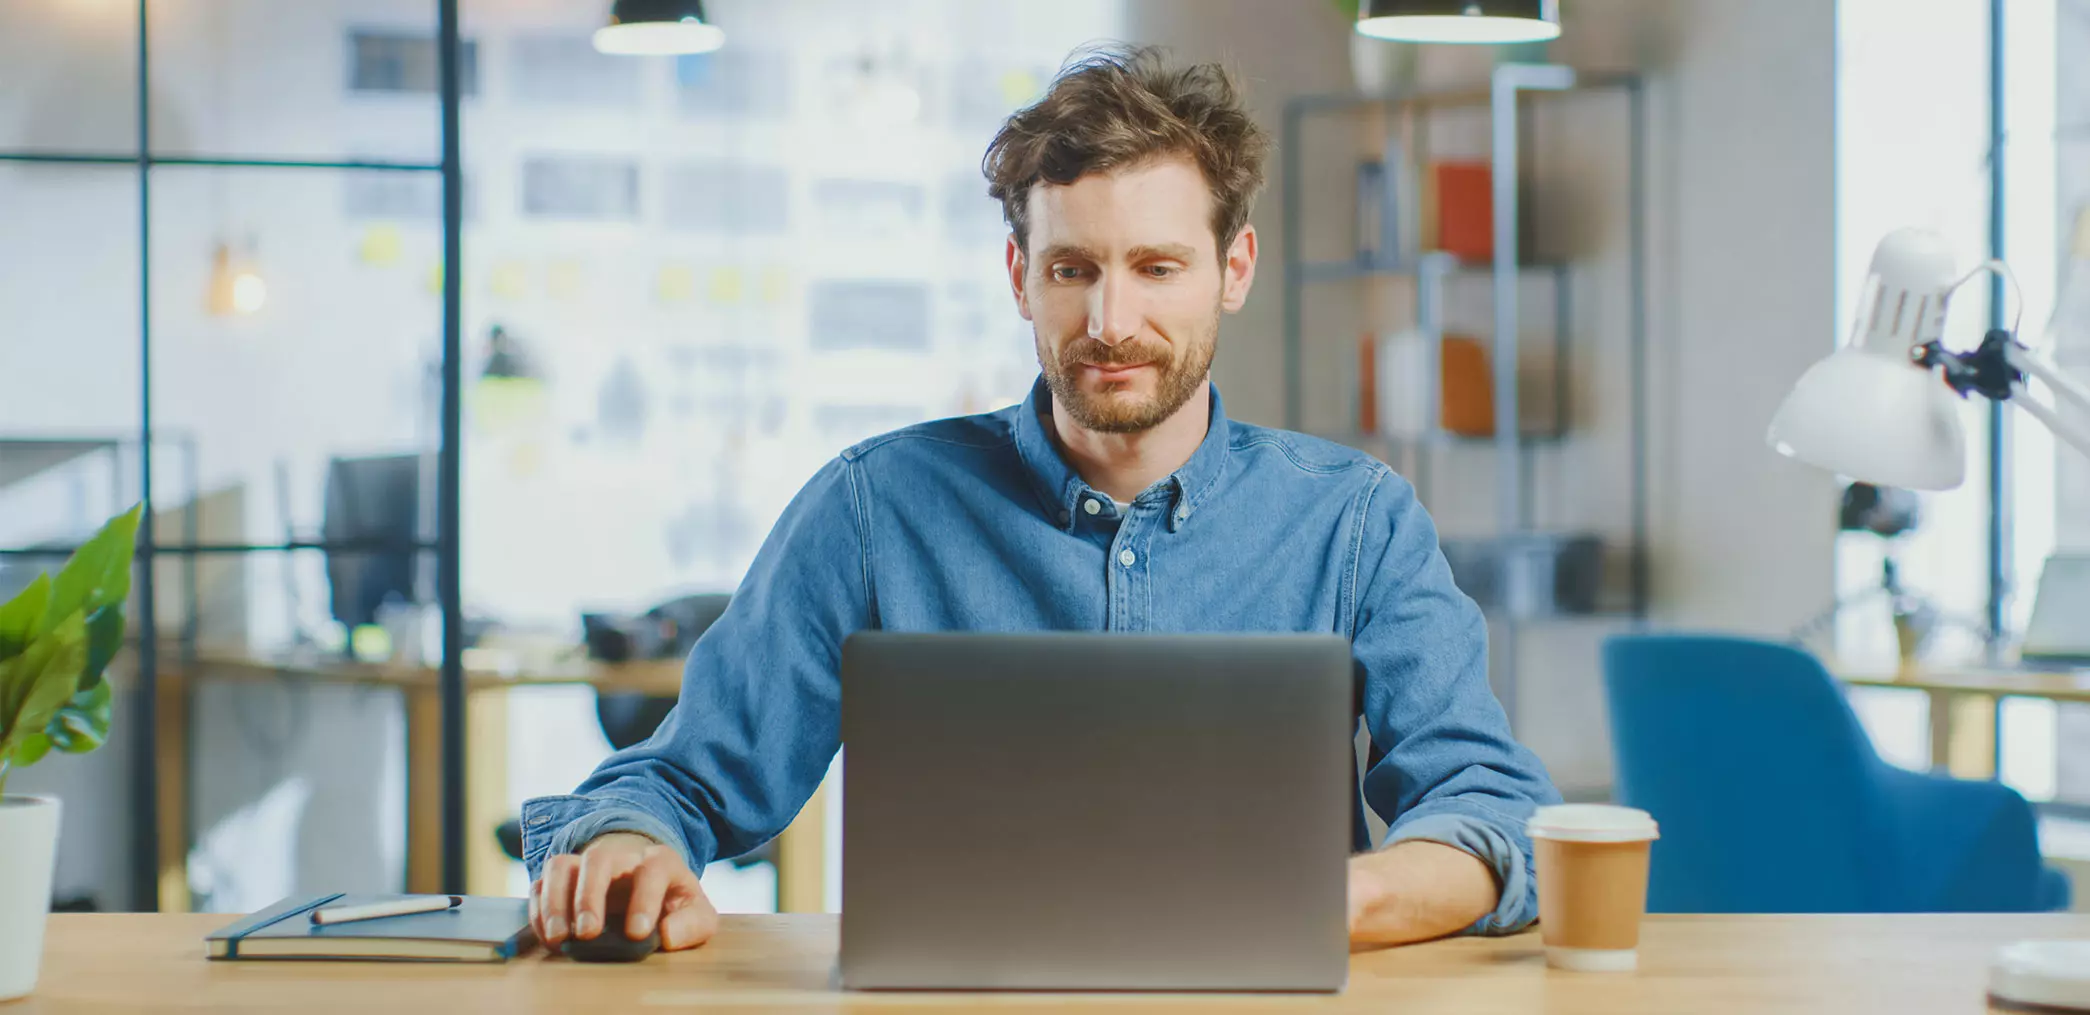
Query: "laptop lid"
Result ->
[[838, 631, 1353, 992]]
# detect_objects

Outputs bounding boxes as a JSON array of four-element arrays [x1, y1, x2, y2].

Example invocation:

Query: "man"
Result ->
[[524, 46, 1560, 954]]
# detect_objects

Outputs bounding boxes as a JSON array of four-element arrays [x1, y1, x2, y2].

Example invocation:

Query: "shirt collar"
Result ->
[[1011, 375, 1233, 534]]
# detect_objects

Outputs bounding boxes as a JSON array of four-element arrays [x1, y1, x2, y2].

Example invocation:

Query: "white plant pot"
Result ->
[[0, 795, 60, 1001]]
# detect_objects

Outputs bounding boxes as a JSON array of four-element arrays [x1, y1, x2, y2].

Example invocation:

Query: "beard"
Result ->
[[1035, 306, 1219, 434]]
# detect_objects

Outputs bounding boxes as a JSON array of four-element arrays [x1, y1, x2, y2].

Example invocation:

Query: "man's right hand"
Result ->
[[530, 832, 719, 951]]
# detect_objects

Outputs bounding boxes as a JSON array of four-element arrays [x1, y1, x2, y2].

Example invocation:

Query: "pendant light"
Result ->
[[592, 0, 725, 56], [1355, 0, 1561, 45]]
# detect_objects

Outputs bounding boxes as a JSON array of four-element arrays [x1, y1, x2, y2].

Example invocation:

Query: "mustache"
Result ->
[[1058, 337, 1171, 370]]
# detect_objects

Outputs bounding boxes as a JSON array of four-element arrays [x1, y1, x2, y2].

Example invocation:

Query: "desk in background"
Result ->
[[149, 651, 2084, 916], [31, 912, 2090, 1012], [151, 648, 831, 915], [1837, 660, 2090, 780]]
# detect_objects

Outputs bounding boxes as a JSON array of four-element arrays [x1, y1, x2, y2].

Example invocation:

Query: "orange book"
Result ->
[[1358, 334, 1378, 435], [1431, 162, 1494, 262], [1439, 334, 1495, 437]]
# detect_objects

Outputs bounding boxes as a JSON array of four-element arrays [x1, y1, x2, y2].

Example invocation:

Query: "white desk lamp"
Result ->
[[1768, 225, 2090, 1009], [1770, 226, 2090, 490]]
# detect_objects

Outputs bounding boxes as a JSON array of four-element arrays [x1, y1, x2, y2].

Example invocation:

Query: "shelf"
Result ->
[[1278, 63, 1652, 725], [1294, 258, 1570, 285]]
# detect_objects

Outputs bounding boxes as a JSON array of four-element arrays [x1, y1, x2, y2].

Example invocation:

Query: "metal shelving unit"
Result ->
[[0, 0, 469, 910], [1279, 64, 1648, 727]]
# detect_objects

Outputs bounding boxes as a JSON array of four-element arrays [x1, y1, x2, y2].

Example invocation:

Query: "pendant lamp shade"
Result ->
[[593, 0, 725, 56], [1356, 0, 1561, 45]]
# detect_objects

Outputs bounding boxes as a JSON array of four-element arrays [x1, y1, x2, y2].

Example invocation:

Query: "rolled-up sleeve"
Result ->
[[1350, 470, 1562, 935], [520, 455, 874, 882]]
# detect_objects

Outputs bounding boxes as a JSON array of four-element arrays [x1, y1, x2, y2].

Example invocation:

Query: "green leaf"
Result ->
[[9, 731, 51, 769], [6, 611, 86, 751], [0, 641, 37, 739], [48, 679, 112, 754], [0, 654, 22, 752], [80, 604, 125, 692], [38, 504, 142, 641], [0, 573, 50, 661]]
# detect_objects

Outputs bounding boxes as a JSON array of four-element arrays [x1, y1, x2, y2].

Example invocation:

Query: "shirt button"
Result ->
[[1119, 549, 1137, 567], [1084, 498, 1102, 516]]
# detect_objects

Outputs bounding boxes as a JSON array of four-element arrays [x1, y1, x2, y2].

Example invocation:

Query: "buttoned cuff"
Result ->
[[519, 794, 704, 882], [1384, 811, 1534, 936]]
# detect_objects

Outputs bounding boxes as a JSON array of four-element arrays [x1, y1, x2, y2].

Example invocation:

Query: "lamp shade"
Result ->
[[593, 0, 724, 56], [1767, 347, 1967, 491], [1356, 0, 1561, 44]]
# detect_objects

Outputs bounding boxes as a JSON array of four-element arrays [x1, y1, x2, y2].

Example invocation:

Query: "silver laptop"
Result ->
[[838, 632, 1353, 993], [2023, 553, 2090, 664]]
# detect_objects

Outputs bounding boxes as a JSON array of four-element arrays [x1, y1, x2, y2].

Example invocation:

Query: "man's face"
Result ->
[[1007, 156, 1257, 433]]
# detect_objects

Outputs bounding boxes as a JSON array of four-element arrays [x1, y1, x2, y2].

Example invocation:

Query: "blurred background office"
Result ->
[[2, 0, 2086, 918]]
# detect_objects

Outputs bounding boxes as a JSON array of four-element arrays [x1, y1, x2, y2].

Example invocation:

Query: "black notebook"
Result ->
[[206, 894, 535, 962]]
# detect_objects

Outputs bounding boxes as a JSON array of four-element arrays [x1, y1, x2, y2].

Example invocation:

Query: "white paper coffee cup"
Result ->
[[1528, 804, 1660, 972]]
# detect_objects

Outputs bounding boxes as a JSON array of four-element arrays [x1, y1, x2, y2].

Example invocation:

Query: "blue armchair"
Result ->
[[1601, 633, 2071, 913]]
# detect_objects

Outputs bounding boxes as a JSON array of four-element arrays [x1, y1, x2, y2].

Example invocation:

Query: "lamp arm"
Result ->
[[2005, 343, 2090, 415], [1955, 258, 2028, 337], [2006, 393, 2090, 461], [2001, 345, 2090, 461], [1916, 325, 2090, 462]]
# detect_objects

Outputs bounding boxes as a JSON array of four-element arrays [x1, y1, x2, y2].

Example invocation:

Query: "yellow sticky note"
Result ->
[[657, 263, 696, 303], [425, 263, 445, 295], [998, 70, 1041, 108], [708, 266, 744, 305], [490, 260, 528, 300], [547, 260, 585, 302], [358, 225, 402, 266]]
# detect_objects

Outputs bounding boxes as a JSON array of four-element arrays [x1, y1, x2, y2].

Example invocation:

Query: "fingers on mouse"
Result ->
[[557, 922, 661, 963]]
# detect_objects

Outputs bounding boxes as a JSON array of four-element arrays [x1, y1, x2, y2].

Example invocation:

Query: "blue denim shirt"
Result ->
[[522, 378, 1561, 935]]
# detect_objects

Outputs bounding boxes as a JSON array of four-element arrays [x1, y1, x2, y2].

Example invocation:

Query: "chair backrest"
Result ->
[[1602, 634, 1890, 912], [595, 593, 732, 750]]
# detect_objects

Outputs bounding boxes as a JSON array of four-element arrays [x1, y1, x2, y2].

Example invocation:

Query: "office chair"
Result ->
[[1602, 633, 2071, 913], [493, 595, 769, 866]]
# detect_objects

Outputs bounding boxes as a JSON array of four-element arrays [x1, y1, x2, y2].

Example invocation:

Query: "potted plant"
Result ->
[[0, 505, 141, 1001]]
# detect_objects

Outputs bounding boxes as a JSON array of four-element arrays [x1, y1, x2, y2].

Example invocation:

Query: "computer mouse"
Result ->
[[558, 922, 660, 963]]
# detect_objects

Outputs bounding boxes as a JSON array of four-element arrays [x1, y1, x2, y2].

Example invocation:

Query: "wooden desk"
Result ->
[[26, 913, 2090, 1013], [1838, 661, 2090, 779], [151, 649, 830, 916]]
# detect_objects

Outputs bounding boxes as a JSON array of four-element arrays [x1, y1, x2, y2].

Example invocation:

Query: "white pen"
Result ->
[[311, 895, 463, 926]]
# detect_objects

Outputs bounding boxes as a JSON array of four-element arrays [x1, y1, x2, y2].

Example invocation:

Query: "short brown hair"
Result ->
[[983, 45, 1271, 258]]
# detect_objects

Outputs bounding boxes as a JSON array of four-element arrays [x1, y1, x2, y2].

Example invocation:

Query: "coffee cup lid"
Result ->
[[1527, 804, 1659, 843]]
